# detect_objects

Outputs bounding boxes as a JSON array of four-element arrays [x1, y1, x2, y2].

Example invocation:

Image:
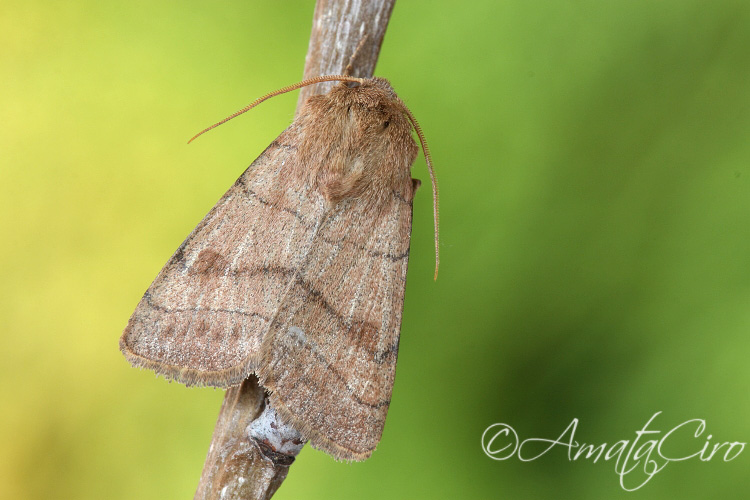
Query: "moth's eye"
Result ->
[[383, 120, 390, 129]]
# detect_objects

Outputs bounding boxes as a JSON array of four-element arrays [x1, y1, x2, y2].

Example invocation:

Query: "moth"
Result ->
[[120, 75, 438, 461]]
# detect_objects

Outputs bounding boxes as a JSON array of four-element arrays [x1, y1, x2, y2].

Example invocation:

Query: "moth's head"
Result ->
[[295, 78, 418, 210], [305, 78, 418, 166]]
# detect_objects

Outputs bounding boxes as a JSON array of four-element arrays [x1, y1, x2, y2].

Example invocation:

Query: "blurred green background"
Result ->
[[2, 0, 748, 498]]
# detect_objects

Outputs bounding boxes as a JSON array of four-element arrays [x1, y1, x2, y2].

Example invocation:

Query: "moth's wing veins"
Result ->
[[257, 190, 414, 461], [120, 131, 325, 387]]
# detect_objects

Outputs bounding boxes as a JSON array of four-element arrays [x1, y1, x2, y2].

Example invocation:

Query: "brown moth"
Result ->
[[120, 75, 438, 461]]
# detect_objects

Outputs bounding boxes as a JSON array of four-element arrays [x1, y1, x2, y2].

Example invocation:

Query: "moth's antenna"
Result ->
[[403, 107, 439, 280], [188, 75, 366, 144], [344, 36, 369, 77]]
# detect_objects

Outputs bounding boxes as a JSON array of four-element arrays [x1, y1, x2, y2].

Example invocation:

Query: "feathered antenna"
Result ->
[[402, 107, 439, 280], [187, 75, 365, 144]]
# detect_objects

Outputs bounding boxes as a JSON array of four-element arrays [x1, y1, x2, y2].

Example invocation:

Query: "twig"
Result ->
[[297, 0, 396, 106], [193, 1, 396, 499]]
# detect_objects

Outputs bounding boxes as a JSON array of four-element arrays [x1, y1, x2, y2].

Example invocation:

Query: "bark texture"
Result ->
[[297, 0, 396, 108], [194, 377, 298, 500]]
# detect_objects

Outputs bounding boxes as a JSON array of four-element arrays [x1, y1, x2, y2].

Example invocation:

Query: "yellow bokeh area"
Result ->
[[2, 1, 749, 499]]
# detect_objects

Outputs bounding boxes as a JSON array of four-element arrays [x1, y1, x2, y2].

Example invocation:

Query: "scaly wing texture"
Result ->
[[120, 125, 326, 387], [257, 188, 414, 461]]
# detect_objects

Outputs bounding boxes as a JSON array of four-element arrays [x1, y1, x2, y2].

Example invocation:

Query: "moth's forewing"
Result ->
[[258, 190, 414, 460], [120, 125, 322, 387]]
